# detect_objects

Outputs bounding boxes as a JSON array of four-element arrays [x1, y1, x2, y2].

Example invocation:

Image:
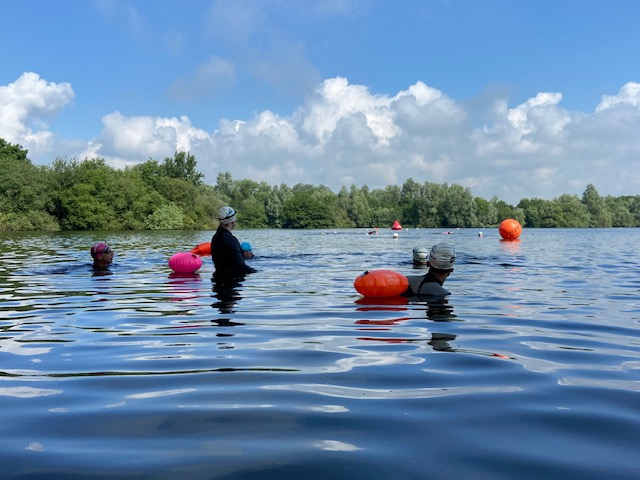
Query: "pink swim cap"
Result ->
[[90, 242, 111, 258]]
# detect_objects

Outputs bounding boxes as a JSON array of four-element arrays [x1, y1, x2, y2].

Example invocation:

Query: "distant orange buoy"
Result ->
[[354, 269, 409, 297], [190, 242, 211, 256], [498, 219, 522, 240]]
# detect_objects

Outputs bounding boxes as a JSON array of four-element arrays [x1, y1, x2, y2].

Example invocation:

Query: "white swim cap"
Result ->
[[218, 206, 236, 224], [412, 247, 428, 264], [428, 243, 456, 270]]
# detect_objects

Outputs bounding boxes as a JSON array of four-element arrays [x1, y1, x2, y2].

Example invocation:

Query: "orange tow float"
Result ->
[[190, 242, 211, 256], [354, 269, 409, 297]]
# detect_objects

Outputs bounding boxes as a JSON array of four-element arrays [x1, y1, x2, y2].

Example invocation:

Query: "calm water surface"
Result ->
[[1, 228, 639, 479]]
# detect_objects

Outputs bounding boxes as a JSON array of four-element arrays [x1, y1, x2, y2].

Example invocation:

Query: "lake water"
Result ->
[[1, 228, 639, 479]]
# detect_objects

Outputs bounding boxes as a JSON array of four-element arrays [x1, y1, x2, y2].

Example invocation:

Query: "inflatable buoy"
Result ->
[[354, 269, 409, 297], [498, 219, 522, 240], [169, 252, 203, 274], [391, 220, 402, 230], [190, 242, 211, 256]]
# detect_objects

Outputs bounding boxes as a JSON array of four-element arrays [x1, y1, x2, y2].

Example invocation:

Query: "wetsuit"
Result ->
[[403, 272, 451, 297], [211, 227, 257, 278]]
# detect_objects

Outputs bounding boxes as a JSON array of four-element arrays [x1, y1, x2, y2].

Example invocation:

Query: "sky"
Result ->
[[1, 0, 640, 204]]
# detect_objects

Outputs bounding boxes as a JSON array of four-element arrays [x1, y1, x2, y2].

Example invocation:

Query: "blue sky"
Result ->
[[2, 0, 639, 204]]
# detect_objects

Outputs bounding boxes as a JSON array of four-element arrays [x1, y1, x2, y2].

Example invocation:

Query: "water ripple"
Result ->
[[1, 228, 639, 479]]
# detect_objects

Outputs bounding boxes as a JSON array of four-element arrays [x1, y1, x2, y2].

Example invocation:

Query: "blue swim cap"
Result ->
[[240, 242, 252, 252]]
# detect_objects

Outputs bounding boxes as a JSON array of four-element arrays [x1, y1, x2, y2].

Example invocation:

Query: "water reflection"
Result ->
[[168, 272, 201, 304], [354, 296, 458, 351], [91, 268, 113, 277], [355, 296, 457, 322], [211, 274, 245, 326], [168, 272, 201, 281], [423, 298, 457, 322], [353, 297, 509, 359], [354, 296, 408, 308], [428, 332, 457, 351], [429, 332, 512, 359]]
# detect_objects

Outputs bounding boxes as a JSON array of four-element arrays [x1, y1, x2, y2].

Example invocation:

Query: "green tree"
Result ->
[[555, 194, 590, 227], [190, 184, 221, 229], [443, 184, 477, 227], [146, 203, 185, 230], [214, 171, 236, 201], [59, 182, 114, 230], [47, 158, 116, 230], [604, 196, 636, 227], [237, 197, 268, 228], [264, 184, 292, 228], [0, 138, 29, 162], [416, 183, 447, 228], [400, 178, 422, 227], [474, 197, 498, 227], [0, 211, 59, 231], [374, 185, 402, 206], [115, 169, 166, 229], [518, 198, 564, 227], [629, 196, 640, 226], [281, 190, 335, 228], [491, 196, 524, 225], [582, 184, 612, 227], [130, 159, 165, 188], [345, 185, 371, 227], [368, 185, 402, 227], [0, 140, 55, 228], [161, 151, 204, 185]]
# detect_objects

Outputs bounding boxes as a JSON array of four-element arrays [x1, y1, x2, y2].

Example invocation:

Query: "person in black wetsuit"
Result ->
[[211, 206, 257, 279], [403, 243, 456, 297]]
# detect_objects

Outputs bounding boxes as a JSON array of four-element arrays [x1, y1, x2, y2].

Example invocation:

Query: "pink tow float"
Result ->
[[168, 252, 203, 274]]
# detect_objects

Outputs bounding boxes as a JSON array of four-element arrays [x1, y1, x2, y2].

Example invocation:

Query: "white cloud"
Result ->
[[0, 72, 74, 153], [596, 82, 640, 111], [1, 73, 639, 204], [295, 77, 396, 146], [88, 112, 213, 167], [474, 92, 570, 158]]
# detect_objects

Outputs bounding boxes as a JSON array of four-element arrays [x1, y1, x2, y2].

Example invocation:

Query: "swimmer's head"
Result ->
[[218, 206, 236, 225], [428, 243, 456, 271], [412, 247, 428, 265], [240, 242, 254, 259], [90, 242, 112, 259]]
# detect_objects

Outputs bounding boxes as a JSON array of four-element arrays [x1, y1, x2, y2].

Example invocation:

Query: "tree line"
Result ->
[[1, 138, 638, 231]]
